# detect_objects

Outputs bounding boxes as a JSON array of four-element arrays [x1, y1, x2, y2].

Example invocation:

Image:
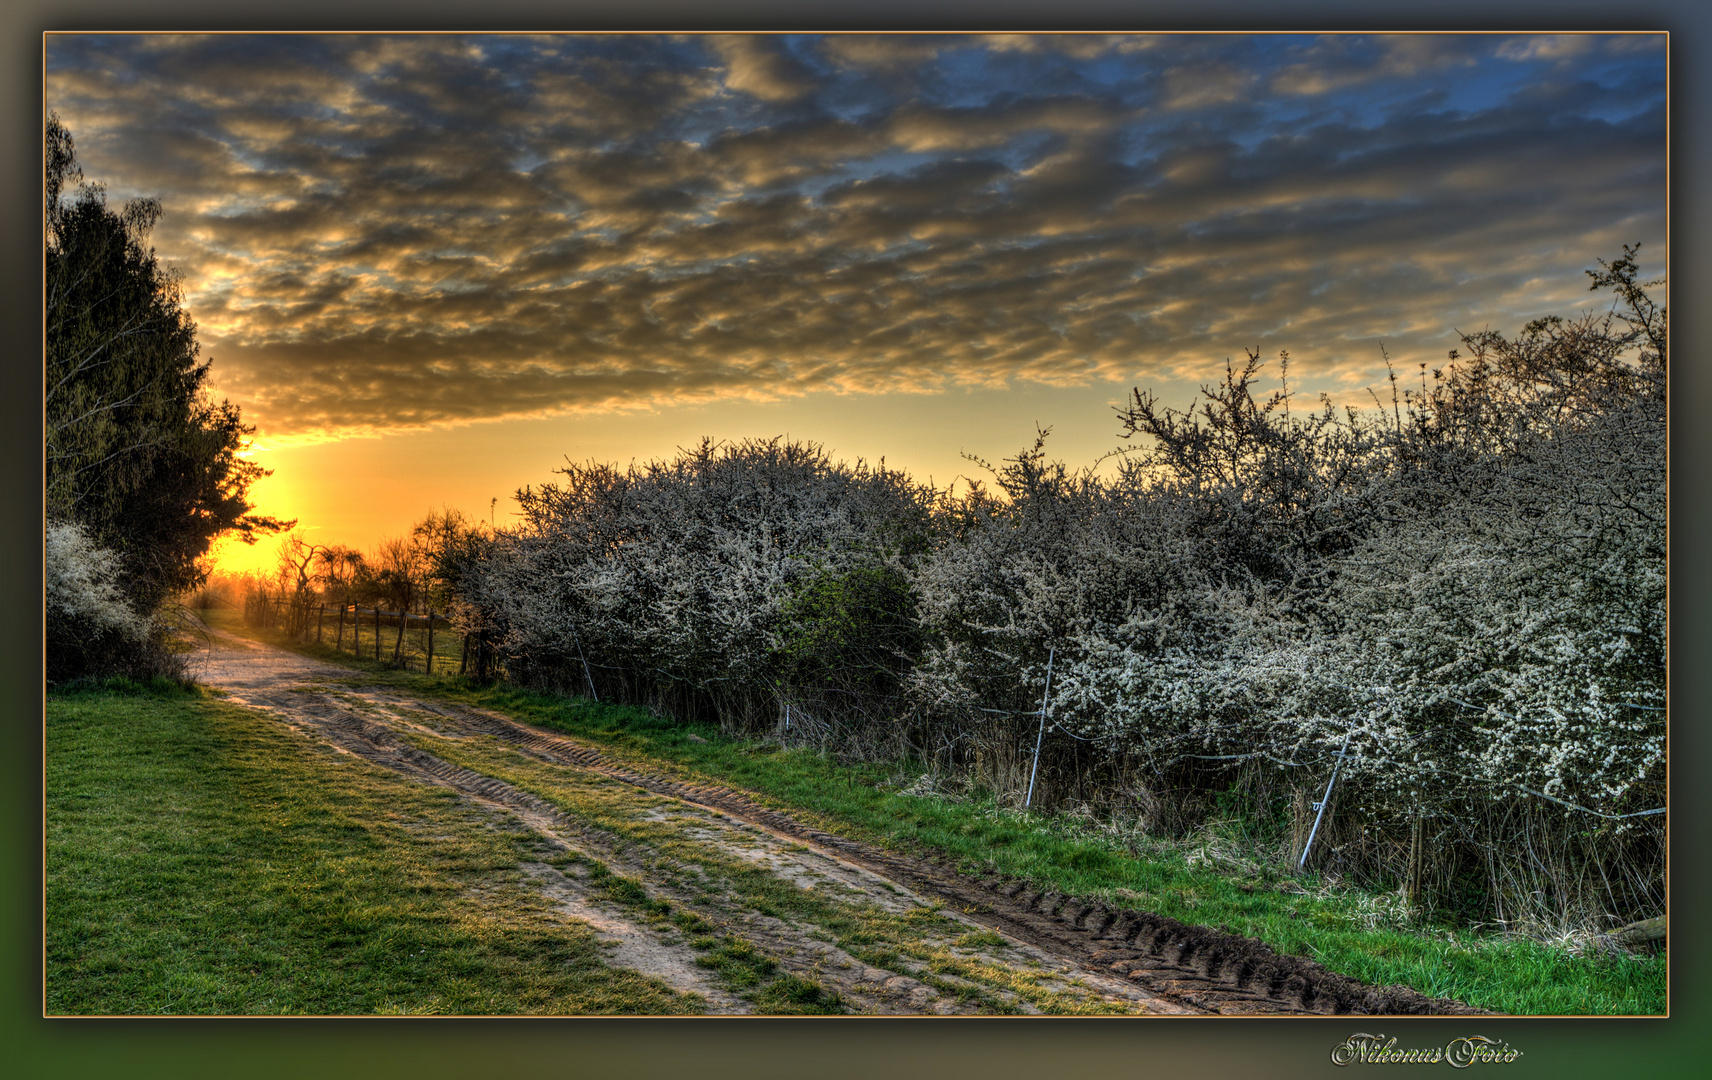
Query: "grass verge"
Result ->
[[45, 676, 701, 1015]]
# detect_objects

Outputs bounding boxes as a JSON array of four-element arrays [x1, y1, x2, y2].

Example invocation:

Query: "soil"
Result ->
[[183, 624, 1489, 1017]]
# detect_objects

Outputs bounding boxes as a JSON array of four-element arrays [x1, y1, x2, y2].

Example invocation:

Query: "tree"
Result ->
[[276, 533, 329, 636], [45, 114, 288, 676], [348, 535, 428, 613], [314, 545, 366, 606], [411, 507, 484, 611]]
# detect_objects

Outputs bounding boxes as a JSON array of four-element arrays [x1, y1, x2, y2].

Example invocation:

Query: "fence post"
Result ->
[[574, 631, 599, 702], [427, 609, 435, 675], [392, 609, 407, 667], [1024, 646, 1056, 810], [374, 607, 382, 662], [1406, 811, 1424, 907], [336, 604, 346, 651], [1299, 730, 1353, 871], [459, 632, 469, 676]]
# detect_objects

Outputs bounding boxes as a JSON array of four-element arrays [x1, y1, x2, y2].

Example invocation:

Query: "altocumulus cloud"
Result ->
[[45, 32, 1665, 445]]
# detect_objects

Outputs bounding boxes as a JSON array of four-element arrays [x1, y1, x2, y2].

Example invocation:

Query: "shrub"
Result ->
[[45, 519, 164, 685]]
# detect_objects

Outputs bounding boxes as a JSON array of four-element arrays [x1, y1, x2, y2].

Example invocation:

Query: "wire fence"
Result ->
[[244, 596, 472, 676]]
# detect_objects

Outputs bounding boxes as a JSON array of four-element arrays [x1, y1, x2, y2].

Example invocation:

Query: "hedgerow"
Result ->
[[442, 253, 1665, 934]]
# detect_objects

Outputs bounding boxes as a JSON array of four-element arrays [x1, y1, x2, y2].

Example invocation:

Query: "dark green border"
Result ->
[[12, 6, 1706, 1078]]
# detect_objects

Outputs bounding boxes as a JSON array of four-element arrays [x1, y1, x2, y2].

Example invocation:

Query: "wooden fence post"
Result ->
[[374, 607, 382, 662], [459, 631, 469, 676], [392, 609, 407, 667], [1407, 812, 1424, 908], [336, 604, 346, 651], [316, 604, 324, 644], [427, 609, 435, 676]]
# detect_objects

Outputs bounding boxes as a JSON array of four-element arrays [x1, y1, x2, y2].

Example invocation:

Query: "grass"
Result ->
[[45, 676, 702, 1015], [574, 852, 848, 1015], [176, 609, 1671, 1015]]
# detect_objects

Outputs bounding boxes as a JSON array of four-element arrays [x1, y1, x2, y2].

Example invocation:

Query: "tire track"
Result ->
[[384, 697, 1490, 1017]]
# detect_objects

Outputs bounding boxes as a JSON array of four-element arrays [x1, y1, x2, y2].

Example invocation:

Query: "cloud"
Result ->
[[1159, 63, 1256, 110], [975, 33, 1135, 59], [1494, 34, 1597, 62], [709, 35, 820, 103], [818, 33, 958, 70], [885, 97, 1128, 153], [1270, 34, 1481, 96], [44, 32, 1666, 448]]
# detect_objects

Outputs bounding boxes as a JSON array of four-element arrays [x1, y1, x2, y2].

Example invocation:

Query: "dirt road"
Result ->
[[187, 626, 1485, 1017]]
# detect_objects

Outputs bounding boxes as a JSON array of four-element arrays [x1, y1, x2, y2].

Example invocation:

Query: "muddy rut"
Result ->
[[187, 628, 1487, 1017]]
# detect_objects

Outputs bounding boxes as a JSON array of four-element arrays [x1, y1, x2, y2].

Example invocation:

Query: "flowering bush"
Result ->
[[46, 519, 157, 683], [461, 438, 933, 738]]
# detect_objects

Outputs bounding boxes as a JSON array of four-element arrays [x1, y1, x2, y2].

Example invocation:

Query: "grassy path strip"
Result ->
[[385, 711, 1144, 1015], [45, 679, 704, 1015], [194, 611, 1669, 1015]]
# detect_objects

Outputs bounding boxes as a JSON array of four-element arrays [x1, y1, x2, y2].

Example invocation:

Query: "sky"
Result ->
[[42, 31, 1667, 576]]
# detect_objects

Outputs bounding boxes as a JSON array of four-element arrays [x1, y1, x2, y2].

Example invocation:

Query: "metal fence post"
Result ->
[[1024, 647, 1055, 810], [1299, 730, 1353, 870]]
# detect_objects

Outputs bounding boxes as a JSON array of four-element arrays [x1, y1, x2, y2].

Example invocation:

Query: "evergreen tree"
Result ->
[[45, 113, 287, 677]]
